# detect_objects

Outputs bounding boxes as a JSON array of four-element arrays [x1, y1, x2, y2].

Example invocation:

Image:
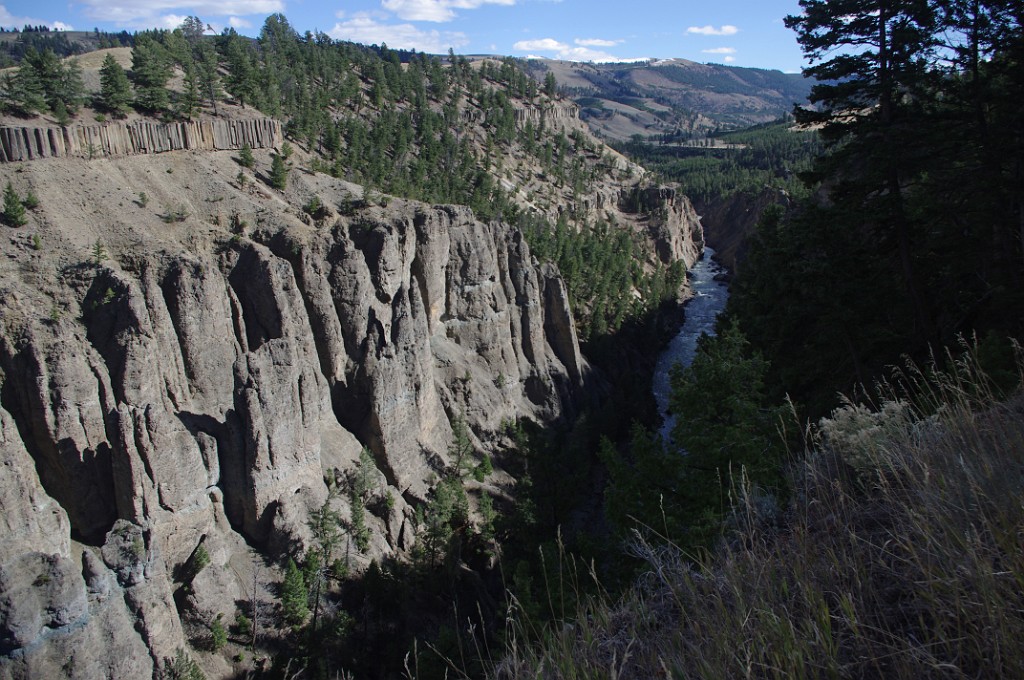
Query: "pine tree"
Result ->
[[268, 152, 288, 190], [165, 649, 206, 680], [2, 183, 26, 227], [54, 57, 84, 115], [99, 53, 131, 117], [280, 558, 308, 627], [238, 142, 255, 168], [196, 42, 222, 115], [131, 34, 172, 113], [178, 63, 200, 120], [786, 0, 940, 343], [543, 70, 557, 96], [221, 29, 258, 109], [6, 49, 46, 114]]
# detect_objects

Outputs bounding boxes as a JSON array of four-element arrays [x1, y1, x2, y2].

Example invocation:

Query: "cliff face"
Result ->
[[0, 118, 283, 162], [0, 148, 602, 677], [695, 188, 791, 272]]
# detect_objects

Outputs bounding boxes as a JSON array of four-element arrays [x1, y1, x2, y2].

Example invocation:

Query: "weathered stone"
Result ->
[[0, 118, 702, 676], [0, 553, 87, 653], [0, 118, 283, 163], [0, 406, 70, 562]]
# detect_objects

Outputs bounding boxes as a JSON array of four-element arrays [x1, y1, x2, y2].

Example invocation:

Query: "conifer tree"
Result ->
[[196, 42, 222, 115], [5, 50, 45, 114], [131, 34, 172, 113], [238, 142, 255, 168], [268, 152, 288, 190], [99, 53, 131, 117], [178, 63, 200, 120], [2, 182, 27, 227], [221, 29, 258, 109], [786, 0, 940, 342], [54, 57, 84, 115], [280, 558, 308, 627]]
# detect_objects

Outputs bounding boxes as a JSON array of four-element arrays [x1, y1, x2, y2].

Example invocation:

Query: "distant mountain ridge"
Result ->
[[522, 58, 813, 141]]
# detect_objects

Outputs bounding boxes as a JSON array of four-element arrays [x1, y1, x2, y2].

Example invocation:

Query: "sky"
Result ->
[[0, 0, 809, 73]]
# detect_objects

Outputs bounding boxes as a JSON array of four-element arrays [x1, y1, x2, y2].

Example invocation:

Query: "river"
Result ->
[[652, 246, 730, 440]]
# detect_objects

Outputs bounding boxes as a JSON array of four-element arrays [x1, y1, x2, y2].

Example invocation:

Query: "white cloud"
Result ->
[[575, 38, 621, 47], [513, 37, 566, 51], [381, 0, 515, 23], [0, 4, 72, 30], [229, 16, 253, 28], [723, 56, 735, 62], [75, 0, 283, 27], [159, 14, 189, 29], [701, 47, 736, 54], [513, 36, 645, 63], [686, 24, 739, 36], [330, 13, 468, 52]]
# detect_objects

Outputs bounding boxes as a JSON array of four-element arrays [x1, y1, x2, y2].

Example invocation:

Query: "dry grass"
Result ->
[[493, 344, 1024, 679]]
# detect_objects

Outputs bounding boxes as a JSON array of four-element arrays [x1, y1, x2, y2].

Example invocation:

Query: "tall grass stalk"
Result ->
[[493, 344, 1024, 679]]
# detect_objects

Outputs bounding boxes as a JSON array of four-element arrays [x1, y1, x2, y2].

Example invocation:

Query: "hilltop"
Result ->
[[524, 58, 813, 141]]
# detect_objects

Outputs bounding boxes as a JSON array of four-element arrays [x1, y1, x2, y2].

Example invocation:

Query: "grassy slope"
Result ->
[[494, 350, 1024, 679]]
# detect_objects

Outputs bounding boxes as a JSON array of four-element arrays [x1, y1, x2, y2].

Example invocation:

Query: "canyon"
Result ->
[[0, 117, 703, 677]]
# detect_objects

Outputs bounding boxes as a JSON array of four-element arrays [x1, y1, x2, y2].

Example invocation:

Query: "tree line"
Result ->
[[617, 118, 822, 205]]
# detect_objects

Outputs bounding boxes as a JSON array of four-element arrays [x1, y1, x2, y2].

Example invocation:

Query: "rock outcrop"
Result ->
[[624, 184, 705, 269], [695, 188, 792, 272], [0, 148, 605, 676], [0, 118, 282, 163]]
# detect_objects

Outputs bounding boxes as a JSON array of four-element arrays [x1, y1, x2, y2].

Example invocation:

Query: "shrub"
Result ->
[[161, 205, 188, 223], [209, 615, 227, 651], [234, 612, 251, 638], [163, 649, 205, 680], [237, 143, 255, 169], [303, 196, 324, 218], [186, 544, 210, 582]]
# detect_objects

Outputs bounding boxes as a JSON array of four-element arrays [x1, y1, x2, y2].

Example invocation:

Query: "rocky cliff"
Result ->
[[695, 188, 791, 272], [0, 118, 282, 163], [0, 144, 612, 677]]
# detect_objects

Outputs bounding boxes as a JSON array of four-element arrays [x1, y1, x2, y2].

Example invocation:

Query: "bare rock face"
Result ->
[[622, 184, 705, 270], [0, 407, 158, 679], [0, 148, 624, 675], [291, 202, 593, 498], [0, 406, 71, 562]]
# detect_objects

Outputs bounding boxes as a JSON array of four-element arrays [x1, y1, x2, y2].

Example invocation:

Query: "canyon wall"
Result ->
[[0, 97, 703, 673], [0, 148, 607, 677]]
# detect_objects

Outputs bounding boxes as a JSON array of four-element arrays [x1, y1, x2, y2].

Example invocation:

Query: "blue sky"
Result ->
[[0, 0, 808, 72]]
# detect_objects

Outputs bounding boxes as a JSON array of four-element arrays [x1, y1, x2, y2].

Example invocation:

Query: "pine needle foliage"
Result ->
[[2, 182, 27, 226]]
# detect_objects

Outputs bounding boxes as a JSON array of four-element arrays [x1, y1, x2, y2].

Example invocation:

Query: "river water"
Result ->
[[652, 247, 730, 440]]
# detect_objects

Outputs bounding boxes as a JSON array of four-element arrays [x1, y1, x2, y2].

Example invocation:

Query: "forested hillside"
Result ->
[[531, 58, 813, 141], [0, 16, 695, 340], [508, 2, 1024, 677]]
